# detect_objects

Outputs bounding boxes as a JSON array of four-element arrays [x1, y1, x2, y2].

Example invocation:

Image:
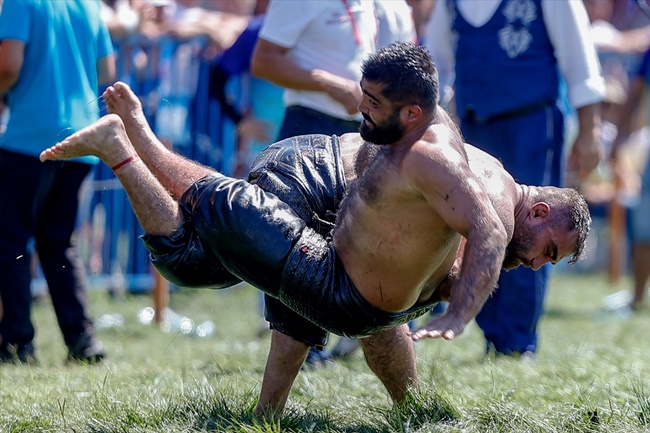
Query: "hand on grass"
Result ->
[[409, 313, 465, 341]]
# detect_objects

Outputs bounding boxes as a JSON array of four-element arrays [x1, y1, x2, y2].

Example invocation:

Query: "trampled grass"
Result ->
[[0, 272, 648, 432]]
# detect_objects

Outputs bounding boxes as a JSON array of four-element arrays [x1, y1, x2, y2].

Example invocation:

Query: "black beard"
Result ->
[[503, 223, 536, 270], [359, 110, 406, 145]]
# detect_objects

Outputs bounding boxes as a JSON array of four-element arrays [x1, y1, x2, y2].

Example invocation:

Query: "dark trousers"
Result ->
[[0, 149, 94, 349], [277, 105, 360, 141], [462, 104, 564, 354]]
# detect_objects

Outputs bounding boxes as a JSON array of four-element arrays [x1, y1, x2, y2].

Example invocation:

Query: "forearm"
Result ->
[[446, 231, 506, 323], [575, 103, 600, 140], [612, 78, 644, 156], [568, 103, 603, 179], [0, 40, 23, 97], [251, 47, 327, 91], [0, 71, 18, 97]]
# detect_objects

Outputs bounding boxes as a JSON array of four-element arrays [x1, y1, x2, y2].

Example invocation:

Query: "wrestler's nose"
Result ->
[[358, 101, 366, 113], [531, 257, 550, 271]]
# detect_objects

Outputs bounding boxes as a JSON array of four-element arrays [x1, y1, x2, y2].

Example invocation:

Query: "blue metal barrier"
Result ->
[[78, 36, 239, 291]]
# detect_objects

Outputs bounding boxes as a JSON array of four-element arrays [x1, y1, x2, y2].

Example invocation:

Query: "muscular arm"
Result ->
[[250, 39, 361, 115], [407, 141, 508, 340]]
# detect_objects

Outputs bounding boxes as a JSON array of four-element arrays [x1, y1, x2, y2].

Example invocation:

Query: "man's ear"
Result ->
[[401, 104, 422, 122], [530, 202, 550, 219]]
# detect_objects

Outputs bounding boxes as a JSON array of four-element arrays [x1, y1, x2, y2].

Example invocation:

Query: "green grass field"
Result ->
[[0, 271, 648, 432]]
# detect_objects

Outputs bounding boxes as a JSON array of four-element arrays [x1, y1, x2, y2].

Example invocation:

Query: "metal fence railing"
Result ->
[[76, 36, 240, 292]]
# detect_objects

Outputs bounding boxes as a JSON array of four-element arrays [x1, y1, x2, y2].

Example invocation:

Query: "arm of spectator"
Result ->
[[423, 0, 456, 107], [97, 54, 116, 88], [595, 23, 650, 54], [237, 115, 272, 143], [567, 103, 604, 180], [207, 63, 271, 143], [251, 38, 361, 115], [543, 0, 605, 180], [543, 0, 605, 110], [0, 39, 23, 98], [100, 0, 140, 42], [165, 11, 247, 52], [617, 26, 650, 54], [611, 76, 646, 161], [208, 64, 244, 124]]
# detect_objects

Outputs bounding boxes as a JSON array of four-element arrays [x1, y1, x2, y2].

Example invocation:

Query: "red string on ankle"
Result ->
[[111, 154, 139, 171]]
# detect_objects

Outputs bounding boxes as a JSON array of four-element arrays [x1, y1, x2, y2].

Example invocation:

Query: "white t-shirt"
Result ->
[[259, 0, 377, 120], [374, 0, 416, 48]]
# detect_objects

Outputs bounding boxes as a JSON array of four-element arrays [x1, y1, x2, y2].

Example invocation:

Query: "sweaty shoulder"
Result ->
[[464, 143, 513, 195], [403, 124, 468, 179], [464, 142, 518, 234]]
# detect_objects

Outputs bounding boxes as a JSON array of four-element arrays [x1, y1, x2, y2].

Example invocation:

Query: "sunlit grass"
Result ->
[[0, 271, 648, 432]]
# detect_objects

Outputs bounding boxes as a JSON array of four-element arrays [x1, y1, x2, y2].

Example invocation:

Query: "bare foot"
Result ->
[[40, 114, 135, 167], [103, 82, 151, 140]]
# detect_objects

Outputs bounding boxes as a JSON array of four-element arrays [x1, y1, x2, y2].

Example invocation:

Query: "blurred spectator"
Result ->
[[161, 0, 249, 53], [208, 0, 284, 177], [250, 0, 378, 368], [375, 0, 417, 48], [406, 0, 436, 43], [610, 45, 650, 311], [146, 0, 249, 149], [0, 0, 115, 363], [579, 77, 634, 206], [425, 0, 606, 358], [101, 0, 141, 43]]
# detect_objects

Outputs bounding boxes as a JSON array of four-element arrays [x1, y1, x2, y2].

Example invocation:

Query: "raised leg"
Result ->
[[103, 81, 202, 200], [39, 114, 195, 236]]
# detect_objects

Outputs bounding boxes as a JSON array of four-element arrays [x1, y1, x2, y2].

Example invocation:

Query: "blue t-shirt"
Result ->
[[0, 0, 113, 163]]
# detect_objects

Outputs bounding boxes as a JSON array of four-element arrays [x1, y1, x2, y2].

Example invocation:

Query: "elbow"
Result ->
[[250, 57, 262, 78], [250, 43, 265, 78], [0, 70, 20, 93], [488, 223, 509, 274]]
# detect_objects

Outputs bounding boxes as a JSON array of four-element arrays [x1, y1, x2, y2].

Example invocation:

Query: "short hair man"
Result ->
[[40, 43, 590, 418]]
